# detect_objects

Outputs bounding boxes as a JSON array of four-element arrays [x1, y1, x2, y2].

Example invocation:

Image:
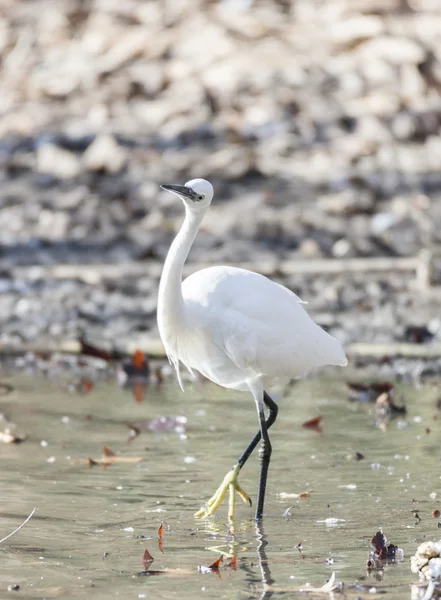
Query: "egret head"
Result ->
[[161, 178, 213, 211]]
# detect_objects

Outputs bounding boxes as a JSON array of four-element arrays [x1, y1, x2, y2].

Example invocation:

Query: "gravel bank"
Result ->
[[0, 0, 440, 359]]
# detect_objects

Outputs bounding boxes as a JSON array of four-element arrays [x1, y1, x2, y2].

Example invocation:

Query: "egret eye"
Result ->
[[196, 194, 204, 201]]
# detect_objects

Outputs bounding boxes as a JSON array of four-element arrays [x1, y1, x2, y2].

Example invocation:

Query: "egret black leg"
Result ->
[[255, 399, 272, 521], [236, 392, 278, 470]]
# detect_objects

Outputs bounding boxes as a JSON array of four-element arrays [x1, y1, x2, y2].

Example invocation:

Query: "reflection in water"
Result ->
[[203, 518, 274, 598], [255, 524, 274, 600], [240, 523, 274, 599]]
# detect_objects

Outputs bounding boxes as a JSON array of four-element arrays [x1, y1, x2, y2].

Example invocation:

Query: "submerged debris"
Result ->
[[0, 414, 26, 444], [0, 383, 14, 395], [0, 507, 37, 545], [375, 391, 407, 429], [71, 445, 143, 467], [279, 491, 311, 500], [367, 530, 404, 570], [117, 350, 150, 385], [127, 416, 187, 436], [347, 381, 394, 403], [346, 451, 365, 461]]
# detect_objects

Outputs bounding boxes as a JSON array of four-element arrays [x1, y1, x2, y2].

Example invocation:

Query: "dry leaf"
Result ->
[[302, 416, 323, 433], [142, 548, 154, 570], [279, 491, 311, 499], [208, 555, 223, 569], [71, 446, 143, 466]]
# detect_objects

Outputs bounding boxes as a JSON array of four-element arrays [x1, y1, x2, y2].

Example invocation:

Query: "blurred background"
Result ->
[[0, 0, 440, 355]]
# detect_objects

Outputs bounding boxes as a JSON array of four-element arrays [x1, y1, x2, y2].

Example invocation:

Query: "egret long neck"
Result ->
[[158, 207, 205, 332]]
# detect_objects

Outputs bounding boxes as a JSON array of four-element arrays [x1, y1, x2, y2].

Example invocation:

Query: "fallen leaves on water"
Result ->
[[375, 391, 406, 429], [347, 381, 394, 403], [208, 555, 223, 569], [294, 541, 304, 555], [282, 506, 295, 519], [346, 451, 365, 461], [142, 548, 154, 570], [367, 529, 404, 569], [117, 349, 150, 388], [127, 416, 187, 442], [157, 521, 168, 553], [433, 509, 440, 519], [137, 547, 168, 577], [226, 555, 236, 570], [412, 510, 422, 524], [279, 491, 311, 499], [78, 336, 113, 361], [70, 445, 143, 467], [0, 383, 14, 396], [302, 416, 323, 433], [67, 378, 94, 394], [198, 555, 223, 577], [0, 414, 26, 444]]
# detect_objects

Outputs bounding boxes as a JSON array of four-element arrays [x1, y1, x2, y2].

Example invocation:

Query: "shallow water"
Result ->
[[0, 372, 440, 599]]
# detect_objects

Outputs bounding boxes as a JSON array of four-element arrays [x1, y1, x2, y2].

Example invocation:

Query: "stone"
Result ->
[[83, 135, 128, 173], [36, 143, 81, 179]]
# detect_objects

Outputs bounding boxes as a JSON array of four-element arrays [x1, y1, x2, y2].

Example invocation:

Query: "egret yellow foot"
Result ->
[[194, 464, 251, 520]]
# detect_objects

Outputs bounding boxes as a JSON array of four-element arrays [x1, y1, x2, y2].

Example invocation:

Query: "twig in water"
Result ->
[[0, 507, 37, 544]]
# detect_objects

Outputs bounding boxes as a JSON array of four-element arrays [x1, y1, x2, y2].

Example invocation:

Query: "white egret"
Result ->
[[158, 178, 347, 521]]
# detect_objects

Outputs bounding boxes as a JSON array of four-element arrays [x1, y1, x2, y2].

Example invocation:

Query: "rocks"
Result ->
[[0, 0, 439, 350], [36, 143, 81, 179], [83, 135, 128, 173], [411, 540, 441, 580]]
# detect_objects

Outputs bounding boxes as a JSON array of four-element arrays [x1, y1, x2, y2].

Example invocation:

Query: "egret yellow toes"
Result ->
[[194, 463, 251, 520]]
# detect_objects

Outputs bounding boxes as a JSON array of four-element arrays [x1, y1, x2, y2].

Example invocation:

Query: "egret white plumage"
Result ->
[[158, 178, 347, 521]]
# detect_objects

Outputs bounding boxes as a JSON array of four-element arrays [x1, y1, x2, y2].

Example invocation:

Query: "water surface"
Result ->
[[0, 372, 440, 599]]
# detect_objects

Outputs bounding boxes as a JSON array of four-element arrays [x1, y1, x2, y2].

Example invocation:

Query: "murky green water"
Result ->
[[0, 371, 440, 599]]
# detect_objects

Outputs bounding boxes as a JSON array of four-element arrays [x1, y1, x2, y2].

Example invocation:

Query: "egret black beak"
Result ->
[[161, 184, 197, 201]]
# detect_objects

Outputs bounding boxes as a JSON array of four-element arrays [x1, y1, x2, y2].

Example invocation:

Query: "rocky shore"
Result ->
[[0, 0, 440, 364]]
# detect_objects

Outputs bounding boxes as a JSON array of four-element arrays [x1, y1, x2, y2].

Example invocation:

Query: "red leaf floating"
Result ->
[[302, 416, 323, 433], [208, 555, 223, 569], [103, 446, 116, 457], [142, 548, 154, 569]]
